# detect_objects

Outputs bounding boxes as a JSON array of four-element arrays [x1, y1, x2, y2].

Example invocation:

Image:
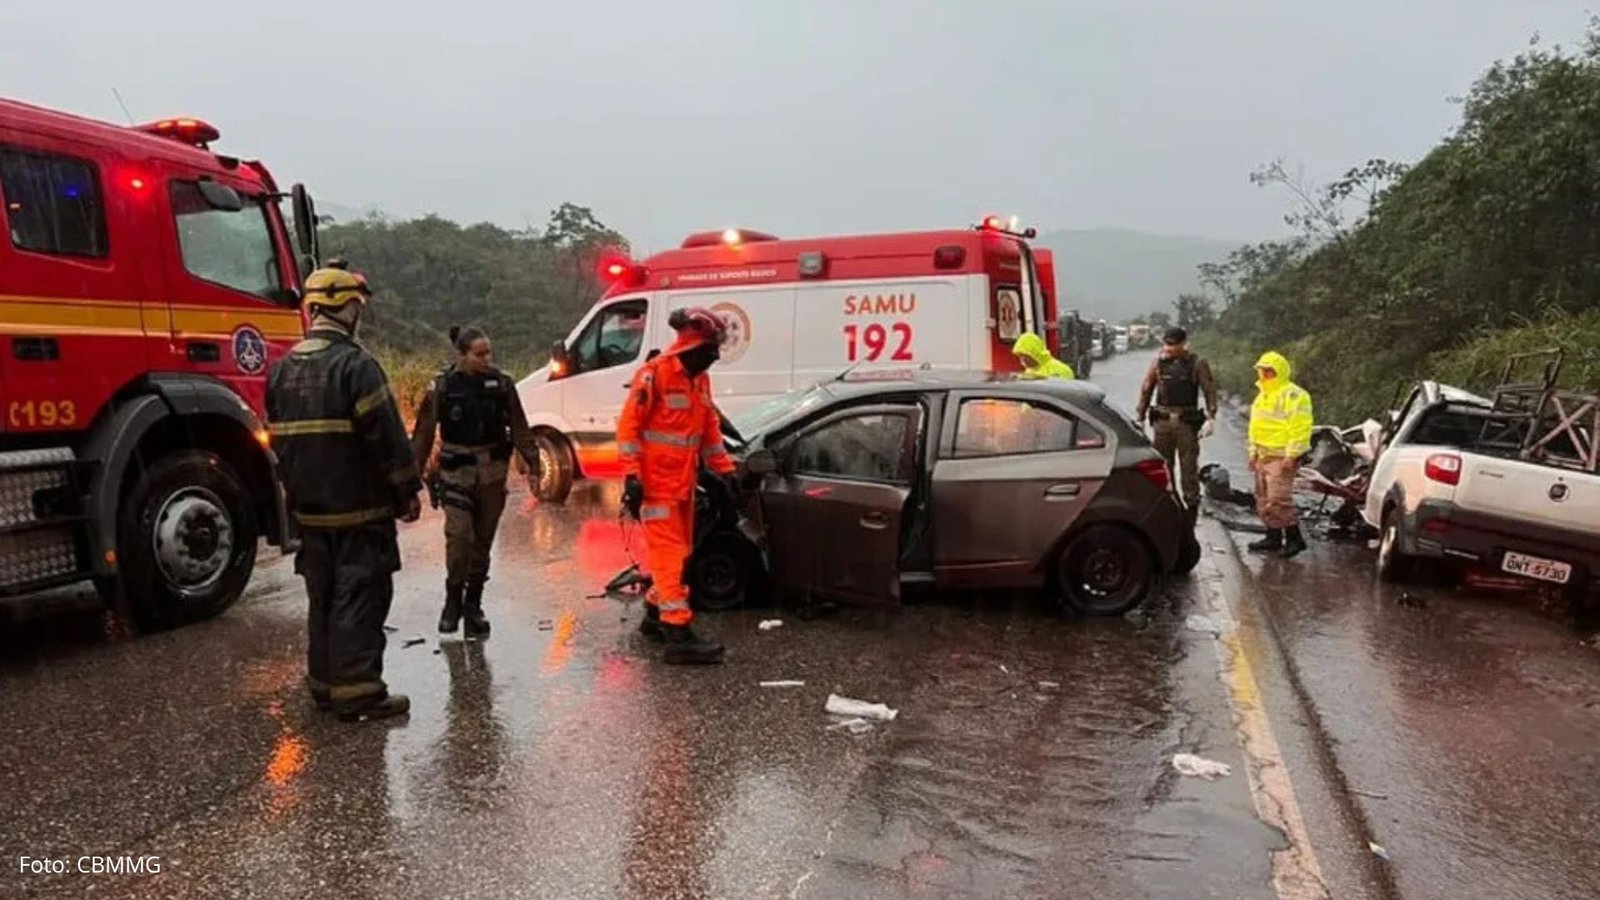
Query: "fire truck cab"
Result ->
[[0, 98, 320, 628], [517, 217, 1059, 503]]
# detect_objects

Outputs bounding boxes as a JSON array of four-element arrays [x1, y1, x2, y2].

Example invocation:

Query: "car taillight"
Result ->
[[1134, 458, 1171, 491], [1424, 453, 1462, 486]]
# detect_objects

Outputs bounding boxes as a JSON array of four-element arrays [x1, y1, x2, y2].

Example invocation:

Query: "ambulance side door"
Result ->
[[562, 296, 652, 448]]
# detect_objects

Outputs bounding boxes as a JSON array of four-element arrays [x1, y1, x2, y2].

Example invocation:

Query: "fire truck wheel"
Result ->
[[533, 431, 574, 505], [117, 450, 258, 631]]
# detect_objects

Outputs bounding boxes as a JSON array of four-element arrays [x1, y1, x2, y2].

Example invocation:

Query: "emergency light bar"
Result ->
[[680, 229, 780, 249], [135, 118, 222, 148], [977, 214, 1037, 240]]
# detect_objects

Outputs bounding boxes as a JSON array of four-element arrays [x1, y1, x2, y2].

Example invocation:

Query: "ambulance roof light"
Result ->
[[976, 214, 1038, 239], [679, 229, 780, 249], [598, 253, 646, 287], [135, 118, 222, 148]]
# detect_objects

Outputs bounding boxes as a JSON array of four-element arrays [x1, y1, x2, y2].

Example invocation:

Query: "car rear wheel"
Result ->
[[1055, 525, 1155, 616], [1376, 510, 1412, 584]]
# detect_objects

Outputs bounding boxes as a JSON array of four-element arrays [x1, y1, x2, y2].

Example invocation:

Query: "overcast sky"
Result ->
[[2, 1, 1594, 251]]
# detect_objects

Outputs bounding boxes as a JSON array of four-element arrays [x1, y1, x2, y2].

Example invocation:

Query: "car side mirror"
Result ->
[[743, 449, 779, 477], [549, 340, 572, 380]]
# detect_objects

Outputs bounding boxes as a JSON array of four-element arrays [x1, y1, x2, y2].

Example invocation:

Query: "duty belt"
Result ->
[[439, 442, 512, 469]]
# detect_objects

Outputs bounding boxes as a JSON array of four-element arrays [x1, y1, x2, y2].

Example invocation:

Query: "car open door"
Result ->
[[759, 403, 922, 603]]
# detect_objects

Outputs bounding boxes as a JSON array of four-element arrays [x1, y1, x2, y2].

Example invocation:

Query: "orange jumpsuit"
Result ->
[[617, 340, 736, 626]]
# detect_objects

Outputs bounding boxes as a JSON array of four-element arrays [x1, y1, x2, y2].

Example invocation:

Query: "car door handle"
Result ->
[[186, 341, 221, 363], [1044, 483, 1080, 500], [860, 511, 890, 530]]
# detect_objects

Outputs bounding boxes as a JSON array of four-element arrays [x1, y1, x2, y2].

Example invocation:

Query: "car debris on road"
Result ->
[[1171, 753, 1232, 780], [826, 693, 899, 722]]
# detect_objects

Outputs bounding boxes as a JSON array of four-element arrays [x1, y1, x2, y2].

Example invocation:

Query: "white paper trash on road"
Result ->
[[758, 619, 784, 631], [1185, 614, 1223, 636], [825, 693, 899, 722], [826, 717, 874, 735], [1171, 753, 1232, 780], [760, 680, 805, 688]]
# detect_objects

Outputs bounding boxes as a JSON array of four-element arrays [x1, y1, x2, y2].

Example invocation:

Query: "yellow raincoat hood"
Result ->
[[1254, 350, 1293, 389], [1012, 332, 1075, 379]]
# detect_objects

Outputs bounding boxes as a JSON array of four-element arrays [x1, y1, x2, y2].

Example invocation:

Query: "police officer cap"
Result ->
[[1163, 327, 1189, 345]]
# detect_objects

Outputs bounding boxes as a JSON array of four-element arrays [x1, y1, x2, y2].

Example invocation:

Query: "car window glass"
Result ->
[[790, 412, 911, 484], [572, 299, 647, 373], [0, 148, 107, 257], [954, 398, 1077, 456], [1411, 407, 1490, 448], [170, 181, 283, 301]]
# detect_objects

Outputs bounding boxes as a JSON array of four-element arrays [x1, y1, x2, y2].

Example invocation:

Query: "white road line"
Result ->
[[1196, 554, 1332, 900]]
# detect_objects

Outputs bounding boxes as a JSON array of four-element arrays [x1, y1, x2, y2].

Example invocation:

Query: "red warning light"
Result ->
[[982, 215, 1005, 231]]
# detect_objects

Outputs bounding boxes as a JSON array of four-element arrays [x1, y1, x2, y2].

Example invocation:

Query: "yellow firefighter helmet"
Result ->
[[301, 260, 372, 311]]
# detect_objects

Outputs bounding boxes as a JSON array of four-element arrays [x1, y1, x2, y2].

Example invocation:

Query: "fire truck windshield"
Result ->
[[171, 181, 286, 303]]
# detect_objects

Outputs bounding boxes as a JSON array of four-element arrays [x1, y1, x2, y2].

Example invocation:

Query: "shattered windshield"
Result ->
[[727, 385, 831, 448]]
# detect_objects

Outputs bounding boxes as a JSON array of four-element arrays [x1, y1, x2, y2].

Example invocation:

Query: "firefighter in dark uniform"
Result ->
[[266, 261, 423, 723], [411, 325, 541, 637], [1135, 326, 1219, 520]]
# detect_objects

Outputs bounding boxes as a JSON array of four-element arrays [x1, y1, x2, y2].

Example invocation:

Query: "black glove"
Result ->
[[722, 473, 743, 503], [622, 474, 643, 521]]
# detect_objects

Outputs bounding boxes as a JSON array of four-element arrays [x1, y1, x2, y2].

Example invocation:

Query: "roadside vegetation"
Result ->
[[1179, 22, 1600, 423], [315, 202, 629, 418]]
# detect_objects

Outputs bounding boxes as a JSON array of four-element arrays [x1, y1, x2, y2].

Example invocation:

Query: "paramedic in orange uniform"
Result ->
[[617, 307, 737, 665]]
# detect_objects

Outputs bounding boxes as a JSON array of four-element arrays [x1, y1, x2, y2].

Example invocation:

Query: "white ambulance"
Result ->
[[517, 219, 1061, 502]]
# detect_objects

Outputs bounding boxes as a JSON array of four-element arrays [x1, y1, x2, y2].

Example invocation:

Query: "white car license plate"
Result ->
[[1501, 551, 1573, 585]]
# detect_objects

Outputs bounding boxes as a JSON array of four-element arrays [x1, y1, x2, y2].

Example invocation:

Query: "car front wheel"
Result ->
[[1055, 525, 1155, 616]]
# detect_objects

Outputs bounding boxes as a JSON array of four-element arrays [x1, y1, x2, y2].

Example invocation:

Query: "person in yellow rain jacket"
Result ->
[[1012, 332, 1076, 380], [1247, 350, 1314, 558]]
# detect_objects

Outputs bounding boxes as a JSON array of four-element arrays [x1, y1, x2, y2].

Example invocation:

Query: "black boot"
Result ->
[[438, 582, 464, 634], [662, 623, 725, 665], [307, 682, 332, 712], [463, 582, 491, 639], [1279, 525, 1308, 559], [639, 603, 665, 643], [336, 692, 411, 723], [1248, 529, 1283, 553]]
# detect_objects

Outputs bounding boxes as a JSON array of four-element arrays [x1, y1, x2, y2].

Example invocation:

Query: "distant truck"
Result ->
[[0, 98, 320, 628], [1127, 323, 1151, 348], [1058, 310, 1095, 378], [1364, 373, 1599, 601]]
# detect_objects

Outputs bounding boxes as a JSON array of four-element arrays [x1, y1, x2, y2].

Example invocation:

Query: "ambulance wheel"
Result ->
[[532, 430, 574, 505], [689, 533, 757, 611], [118, 451, 258, 631]]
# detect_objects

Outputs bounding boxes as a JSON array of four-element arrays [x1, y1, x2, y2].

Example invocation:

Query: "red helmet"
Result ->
[[668, 306, 729, 346]]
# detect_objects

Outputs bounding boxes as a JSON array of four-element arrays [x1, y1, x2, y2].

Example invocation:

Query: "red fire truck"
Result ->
[[0, 98, 321, 627], [517, 216, 1061, 502]]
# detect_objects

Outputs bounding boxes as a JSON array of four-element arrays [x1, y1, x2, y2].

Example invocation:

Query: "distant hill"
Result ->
[[1037, 228, 1240, 323]]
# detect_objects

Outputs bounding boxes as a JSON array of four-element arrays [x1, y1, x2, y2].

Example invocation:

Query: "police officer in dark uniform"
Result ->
[[1135, 326, 1219, 520], [267, 261, 423, 723], [411, 325, 541, 637]]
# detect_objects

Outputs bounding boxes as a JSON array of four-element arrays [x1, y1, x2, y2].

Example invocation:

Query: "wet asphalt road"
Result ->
[[2, 353, 1598, 900]]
